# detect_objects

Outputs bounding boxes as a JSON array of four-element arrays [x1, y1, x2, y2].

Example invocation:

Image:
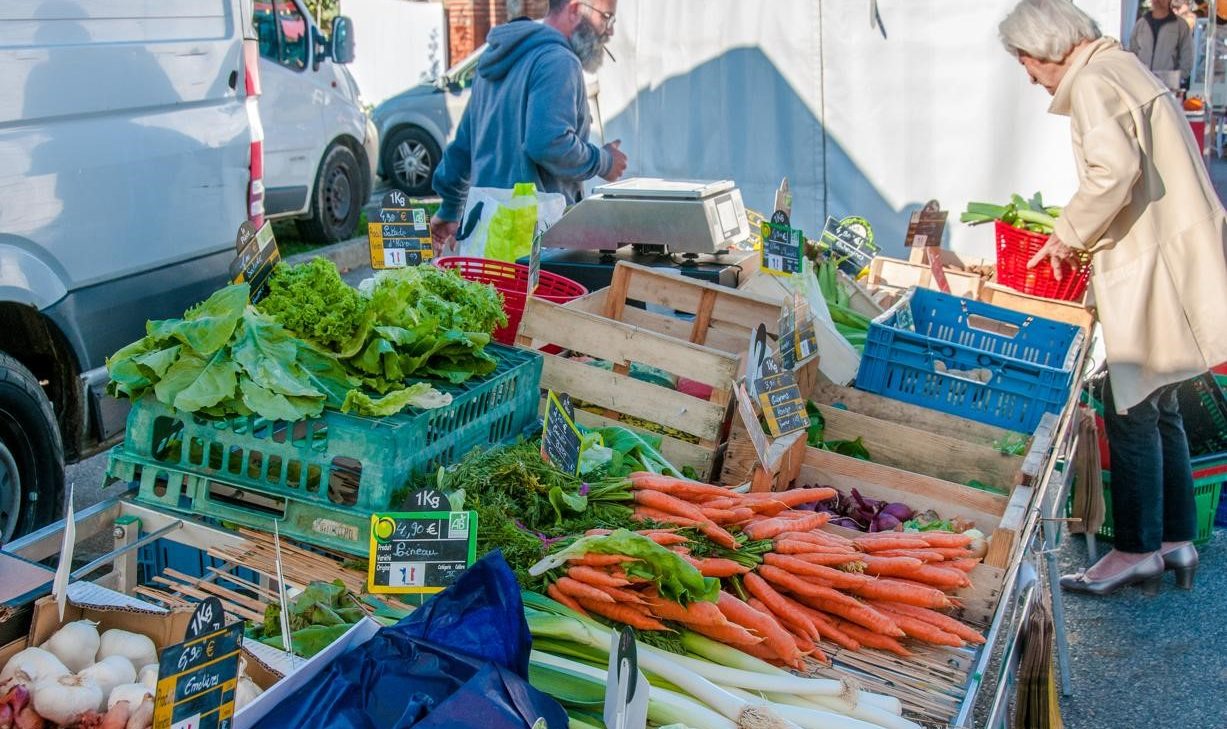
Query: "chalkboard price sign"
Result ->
[[367, 511, 479, 594], [821, 216, 879, 279], [542, 390, 581, 474], [229, 222, 281, 303], [406, 488, 448, 512], [153, 623, 243, 729], [369, 190, 432, 269], [186, 597, 226, 641], [761, 210, 804, 276], [754, 371, 808, 437]]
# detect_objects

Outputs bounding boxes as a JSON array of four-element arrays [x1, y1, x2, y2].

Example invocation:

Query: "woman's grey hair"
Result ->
[[999, 0, 1102, 62]]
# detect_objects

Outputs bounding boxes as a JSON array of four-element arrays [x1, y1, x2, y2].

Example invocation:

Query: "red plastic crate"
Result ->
[[994, 220, 1091, 301], [436, 257, 587, 345]]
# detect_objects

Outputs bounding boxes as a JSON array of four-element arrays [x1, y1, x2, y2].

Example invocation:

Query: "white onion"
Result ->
[[40, 620, 101, 672], [137, 664, 158, 690], [79, 655, 136, 709], [108, 682, 153, 711], [32, 673, 104, 726], [0, 647, 69, 687], [97, 629, 158, 673]]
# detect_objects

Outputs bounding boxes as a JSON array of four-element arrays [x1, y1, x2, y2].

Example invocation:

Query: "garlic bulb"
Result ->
[[137, 664, 158, 690], [32, 673, 103, 726], [0, 647, 69, 687], [97, 630, 157, 674], [79, 655, 136, 708], [40, 620, 101, 672], [108, 683, 153, 711]]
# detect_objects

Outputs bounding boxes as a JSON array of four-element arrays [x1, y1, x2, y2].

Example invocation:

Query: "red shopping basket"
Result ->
[[994, 220, 1091, 301], [436, 257, 588, 345]]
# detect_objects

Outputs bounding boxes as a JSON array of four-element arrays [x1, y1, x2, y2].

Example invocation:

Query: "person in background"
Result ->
[[429, 0, 628, 253], [999, 0, 1227, 595], [1173, 0, 1198, 29], [1129, 0, 1195, 86]]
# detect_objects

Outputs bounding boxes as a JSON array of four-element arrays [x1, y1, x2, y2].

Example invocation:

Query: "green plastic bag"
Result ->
[[485, 182, 539, 263]]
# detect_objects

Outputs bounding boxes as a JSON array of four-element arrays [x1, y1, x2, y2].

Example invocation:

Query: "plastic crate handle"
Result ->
[[964, 311, 1025, 339], [928, 345, 1002, 385]]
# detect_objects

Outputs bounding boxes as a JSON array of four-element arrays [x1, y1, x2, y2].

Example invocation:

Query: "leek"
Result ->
[[760, 691, 916, 729]]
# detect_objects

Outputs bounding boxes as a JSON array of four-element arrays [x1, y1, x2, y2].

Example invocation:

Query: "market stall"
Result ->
[[0, 188, 1116, 729]]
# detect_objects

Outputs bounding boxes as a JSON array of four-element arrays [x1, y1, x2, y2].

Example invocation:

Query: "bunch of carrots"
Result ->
[[540, 471, 987, 669]]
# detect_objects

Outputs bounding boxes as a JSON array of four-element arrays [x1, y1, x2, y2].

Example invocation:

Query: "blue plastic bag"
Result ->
[[252, 552, 567, 729]]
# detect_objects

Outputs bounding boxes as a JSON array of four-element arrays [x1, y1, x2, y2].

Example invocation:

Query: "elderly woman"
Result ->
[[999, 0, 1227, 595]]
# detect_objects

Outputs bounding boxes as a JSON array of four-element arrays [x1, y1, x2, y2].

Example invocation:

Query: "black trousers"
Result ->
[[1102, 378, 1198, 553]]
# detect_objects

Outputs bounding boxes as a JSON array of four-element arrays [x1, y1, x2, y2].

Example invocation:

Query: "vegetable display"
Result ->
[[248, 579, 410, 658], [816, 259, 871, 353], [106, 283, 449, 420], [960, 193, 1061, 235]]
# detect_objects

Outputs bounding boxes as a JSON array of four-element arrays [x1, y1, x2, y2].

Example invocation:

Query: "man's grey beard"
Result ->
[[570, 16, 609, 72]]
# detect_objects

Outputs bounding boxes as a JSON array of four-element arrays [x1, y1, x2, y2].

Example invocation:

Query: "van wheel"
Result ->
[[382, 126, 440, 197], [0, 353, 64, 542], [297, 144, 364, 244]]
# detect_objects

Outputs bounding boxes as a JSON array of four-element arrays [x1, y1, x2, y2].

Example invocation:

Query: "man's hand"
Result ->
[[602, 139, 628, 182], [430, 214, 459, 257], [1027, 232, 1078, 281]]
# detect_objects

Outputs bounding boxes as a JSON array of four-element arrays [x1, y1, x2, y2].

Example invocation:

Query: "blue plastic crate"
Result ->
[[138, 538, 261, 588], [854, 287, 1084, 432]]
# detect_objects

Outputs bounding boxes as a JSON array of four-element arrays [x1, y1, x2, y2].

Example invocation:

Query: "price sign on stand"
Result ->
[[542, 390, 581, 474], [905, 201, 948, 250], [229, 222, 280, 303], [761, 210, 804, 276], [821, 216, 878, 279], [367, 511, 478, 594], [185, 598, 226, 641], [368, 190, 432, 269], [754, 370, 808, 437], [734, 380, 773, 469], [778, 303, 797, 371], [791, 293, 818, 364], [153, 623, 243, 729]]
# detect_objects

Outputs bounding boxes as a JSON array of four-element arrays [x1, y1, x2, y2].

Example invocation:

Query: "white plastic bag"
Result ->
[[451, 185, 566, 261]]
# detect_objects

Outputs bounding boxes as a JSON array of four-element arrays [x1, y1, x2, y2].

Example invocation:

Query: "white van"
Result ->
[[254, 0, 376, 242], [0, 0, 265, 542]]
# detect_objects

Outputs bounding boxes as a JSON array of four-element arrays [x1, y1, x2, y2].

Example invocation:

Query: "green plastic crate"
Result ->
[[1094, 453, 1224, 546], [109, 344, 542, 554]]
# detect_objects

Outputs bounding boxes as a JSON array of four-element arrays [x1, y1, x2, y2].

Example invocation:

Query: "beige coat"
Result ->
[[1050, 38, 1227, 413]]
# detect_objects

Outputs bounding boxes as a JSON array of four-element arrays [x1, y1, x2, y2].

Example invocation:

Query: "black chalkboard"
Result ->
[[754, 371, 808, 437], [405, 488, 448, 512], [369, 190, 431, 269], [821, 216, 878, 278], [367, 511, 479, 594], [778, 305, 797, 371], [186, 597, 226, 641], [542, 390, 581, 474], [761, 210, 803, 275], [153, 623, 243, 729], [229, 222, 280, 303]]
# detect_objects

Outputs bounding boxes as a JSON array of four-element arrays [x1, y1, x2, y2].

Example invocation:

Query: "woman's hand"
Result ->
[[1027, 233, 1078, 281]]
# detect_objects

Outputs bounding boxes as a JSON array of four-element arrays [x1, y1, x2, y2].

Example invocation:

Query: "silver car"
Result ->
[[372, 44, 603, 197]]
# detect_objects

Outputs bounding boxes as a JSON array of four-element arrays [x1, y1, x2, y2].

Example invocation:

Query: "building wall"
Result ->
[[443, 0, 549, 65]]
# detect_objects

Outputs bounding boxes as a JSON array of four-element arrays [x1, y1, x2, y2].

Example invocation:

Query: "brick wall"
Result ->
[[444, 0, 550, 66]]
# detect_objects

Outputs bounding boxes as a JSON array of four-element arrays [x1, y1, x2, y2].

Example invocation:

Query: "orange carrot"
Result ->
[[756, 565, 860, 607], [788, 551, 866, 567], [642, 531, 690, 546], [872, 602, 987, 645], [946, 558, 982, 573], [633, 507, 702, 527], [861, 554, 927, 578], [871, 548, 948, 562], [778, 530, 855, 547], [716, 591, 803, 666], [701, 507, 746, 522], [848, 578, 952, 609], [629, 472, 732, 499], [790, 592, 902, 637], [547, 583, 588, 616], [568, 554, 637, 567], [684, 556, 750, 577], [929, 547, 981, 560], [854, 537, 932, 552], [642, 594, 728, 629], [731, 638, 790, 666], [574, 596, 671, 631], [697, 522, 739, 550], [915, 532, 974, 549], [748, 597, 820, 657], [792, 603, 861, 651], [743, 573, 822, 643], [567, 565, 630, 588], [744, 512, 831, 541], [554, 576, 615, 604], [633, 489, 712, 523], [762, 554, 869, 589], [869, 605, 964, 647], [685, 619, 766, 648], [835, 620, 912, 656], [604, 585, 650, 604], [909, 565, 971, 589]]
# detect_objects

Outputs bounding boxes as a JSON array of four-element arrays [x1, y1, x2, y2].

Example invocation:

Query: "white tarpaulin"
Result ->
[[597, 0, 1123, 260], [345, 0, 446, 105]]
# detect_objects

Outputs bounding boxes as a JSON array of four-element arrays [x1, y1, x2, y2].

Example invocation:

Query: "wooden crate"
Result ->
[[979, 282, 1094, 331], [866, 255, 985, 304], [518, 262, 788, 479]]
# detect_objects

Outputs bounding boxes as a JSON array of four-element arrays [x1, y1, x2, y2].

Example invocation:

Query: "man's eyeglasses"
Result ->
[[578, 1, 616, 29]]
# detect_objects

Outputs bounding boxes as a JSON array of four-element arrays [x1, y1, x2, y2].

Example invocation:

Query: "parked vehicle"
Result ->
[[372, 44, 602, 197], [255, 0, 377, 242]]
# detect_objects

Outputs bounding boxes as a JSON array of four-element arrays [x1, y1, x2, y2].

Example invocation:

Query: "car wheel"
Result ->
[[0, 352, 64, 543], [382, 126, 440, 197], [297, 144, 364, 244]]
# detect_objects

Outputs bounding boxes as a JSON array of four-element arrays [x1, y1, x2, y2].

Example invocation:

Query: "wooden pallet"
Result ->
[[518, 262, 787, 479], [978, 282, 1094, 331]]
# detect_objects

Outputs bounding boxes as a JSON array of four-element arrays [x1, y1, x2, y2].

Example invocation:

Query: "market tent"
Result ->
[[598, 0, 1123, 260]]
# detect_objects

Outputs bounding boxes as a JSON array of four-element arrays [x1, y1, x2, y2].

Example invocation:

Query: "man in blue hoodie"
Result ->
[[429, 0, 627, 251]]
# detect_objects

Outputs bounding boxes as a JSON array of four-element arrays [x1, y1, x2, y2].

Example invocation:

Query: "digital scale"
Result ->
[[527, 177, 755, 290]]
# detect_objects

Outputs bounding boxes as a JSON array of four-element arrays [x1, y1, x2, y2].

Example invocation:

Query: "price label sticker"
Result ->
[[754, 371, 808, 437], [367, 511, 479, 594]]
